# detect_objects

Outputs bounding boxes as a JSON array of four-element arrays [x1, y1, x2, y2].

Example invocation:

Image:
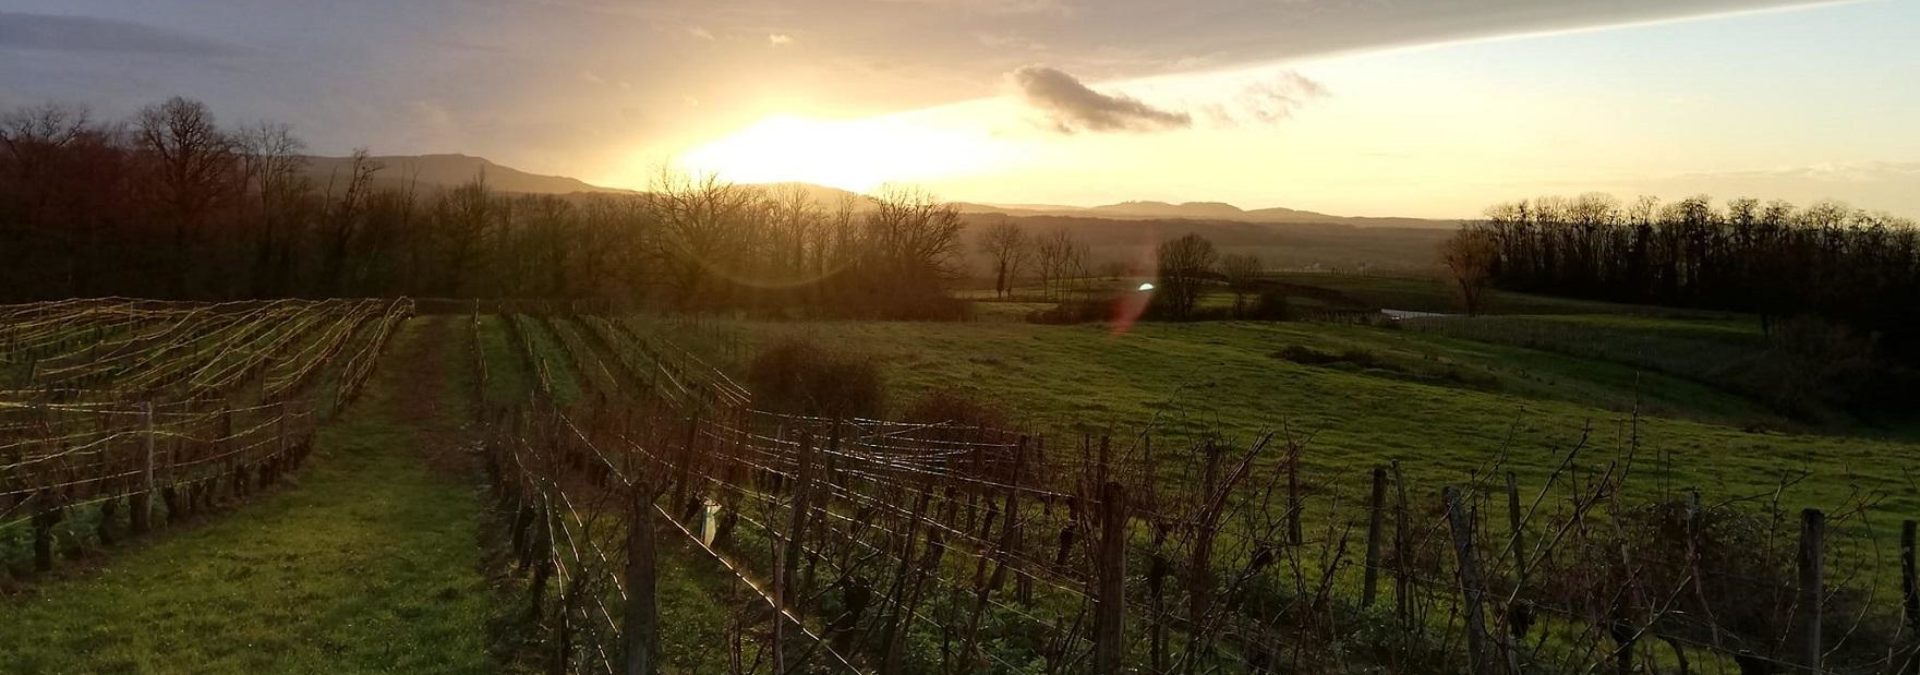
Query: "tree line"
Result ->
[[1451, 194, 1920, 357], [0, 97, 966, 318]]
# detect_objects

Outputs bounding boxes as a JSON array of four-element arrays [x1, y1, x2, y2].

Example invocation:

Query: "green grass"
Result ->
[[0, 319, 499, 674], [668, 317, 1920, 524], [511, 314, 584, 405], [1267, 272, 1742, 316], [476, 315, 531, 408], [475, 314, 741, 674]]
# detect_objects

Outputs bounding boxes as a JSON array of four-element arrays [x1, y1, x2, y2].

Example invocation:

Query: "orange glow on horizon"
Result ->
[[676, 113, 1009, 194]]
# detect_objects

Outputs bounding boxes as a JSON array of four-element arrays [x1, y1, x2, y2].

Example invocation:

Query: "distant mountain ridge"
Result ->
[[294, 153, 1449, 228], [301, 153, 632, 196], [959, 199, 1453, 229]]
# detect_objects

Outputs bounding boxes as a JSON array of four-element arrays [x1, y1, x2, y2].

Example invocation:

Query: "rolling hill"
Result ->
[[960, 199, 1454, 229], [301, 154, 631, 196], [288, 154, 1453, 271]]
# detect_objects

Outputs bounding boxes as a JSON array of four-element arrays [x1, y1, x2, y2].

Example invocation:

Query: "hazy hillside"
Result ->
[[284, 156, 1452, 272], [302, 154, 630, 196], [960, 199, 1455, 229]]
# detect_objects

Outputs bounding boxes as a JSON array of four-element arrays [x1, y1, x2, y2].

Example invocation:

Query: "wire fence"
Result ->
[[0, 297, 414, 576], [479, 312, 1920, 674]]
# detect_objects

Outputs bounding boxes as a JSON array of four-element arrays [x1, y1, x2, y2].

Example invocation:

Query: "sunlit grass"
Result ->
[[0, 321, 497, 674]]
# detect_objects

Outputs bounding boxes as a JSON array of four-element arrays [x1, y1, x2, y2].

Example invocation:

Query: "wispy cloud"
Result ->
[[1237, 71, 1327, 124], [1198, 70, 1329, 126], [0, 11, 241, 57], [1011, 65, 1189, 133], [768, 33, 793, 46]]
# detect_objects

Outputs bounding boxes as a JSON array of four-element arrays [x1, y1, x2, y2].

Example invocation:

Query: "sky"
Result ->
[[2, 0, 1917, 218]]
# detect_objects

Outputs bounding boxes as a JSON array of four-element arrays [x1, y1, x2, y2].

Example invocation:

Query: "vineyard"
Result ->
[[0, 298, 412, 574], [476, 310, 1920, 674], [6, 302, 1920, 673]]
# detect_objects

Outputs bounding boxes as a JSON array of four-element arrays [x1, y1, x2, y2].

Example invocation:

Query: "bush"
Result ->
[[746, 338, 885, 418], [1768, 315, 1877, 416], [1273, 344, 1379, 368], [1027, 298, 1116, 325], [1541, 499, 1892, 668], [1240, 290, 1294, 321]]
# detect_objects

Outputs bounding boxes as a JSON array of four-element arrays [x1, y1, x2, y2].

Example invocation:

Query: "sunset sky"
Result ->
[[4, 0, 1917, 218]]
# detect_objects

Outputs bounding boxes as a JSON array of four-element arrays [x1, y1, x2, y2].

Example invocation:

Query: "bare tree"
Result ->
[[234, 121, 309, 295], [322, 148, 383, 295], [1440, 228, 1497, 316], [862, 185, 964, 279], [853, 185, 966, 317], [1220, 253, 1263, 313], [1034, 228, 1085, 301], [768, 184, 823, 279], [0, 103, 95, 174], [647, 170, 760, 310], [1155, 233, 1217, 319], [134, 96, 236, 252], [977, 219, 1028, 299]]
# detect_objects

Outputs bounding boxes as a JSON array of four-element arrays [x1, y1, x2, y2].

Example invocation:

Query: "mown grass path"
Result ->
[[0, 318, 496, 674]]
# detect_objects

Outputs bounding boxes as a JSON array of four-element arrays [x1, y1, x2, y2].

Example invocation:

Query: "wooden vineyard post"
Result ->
[[623, 487, 659, 675], [1093, 480, 1128, 675], [97, 496, 117, 546], [780, 433, 816, 672], [1505, 472, 1525, 584], [528, 501, 553, 623], [1392, 461, 1412, 626], [1903, 520, 1918, 674], [1504, 470, 1530, 675], [783, 434, 816, 604], [1363, 466, 1387, 608], [1286, 446, 1303, 545], [272, 402, 287, 487], [1799, 508, 1825, 674], [131, 402, 155, 535], [32, 492, 60, 573], [1445, 487, 1492, 675]]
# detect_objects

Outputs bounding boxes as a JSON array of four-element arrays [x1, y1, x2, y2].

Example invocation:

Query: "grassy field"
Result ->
[[971, 271, 1750, 319], [662, 313, 1920, 530], [480, 313, 744, 674], [6, 299, 1915, 670], [0, 319, 501, 674], [1264, 271, 1747, 316]]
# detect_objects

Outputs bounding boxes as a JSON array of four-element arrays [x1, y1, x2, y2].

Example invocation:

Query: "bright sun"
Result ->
[[678, 113, 1002, 194]]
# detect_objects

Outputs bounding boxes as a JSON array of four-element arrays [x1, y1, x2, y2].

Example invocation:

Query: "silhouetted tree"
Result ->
[[135, 96, 236, 294], [977, 218, 1028, 299], [0, 97, 982, 318], [1467, 194, 1920, 359], [1155, 233, 1217, 320], [1034, 228, 1086, 301], [1220, 253, 1263, 313], [1440, 228, 1497, 316]]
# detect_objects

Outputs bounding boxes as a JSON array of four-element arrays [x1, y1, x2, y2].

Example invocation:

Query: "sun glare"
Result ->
[[678, 113, 1003, 194]]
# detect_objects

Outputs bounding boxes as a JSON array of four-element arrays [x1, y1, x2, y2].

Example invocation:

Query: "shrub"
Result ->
[[1272, 344, 1380, 367], [1027, 298, 1115, 325], [1768, 315, 1877, 416], [1541, 499, 1892, 669], [1239, 290, 1294, 321], [746, 337, 885, 418]]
